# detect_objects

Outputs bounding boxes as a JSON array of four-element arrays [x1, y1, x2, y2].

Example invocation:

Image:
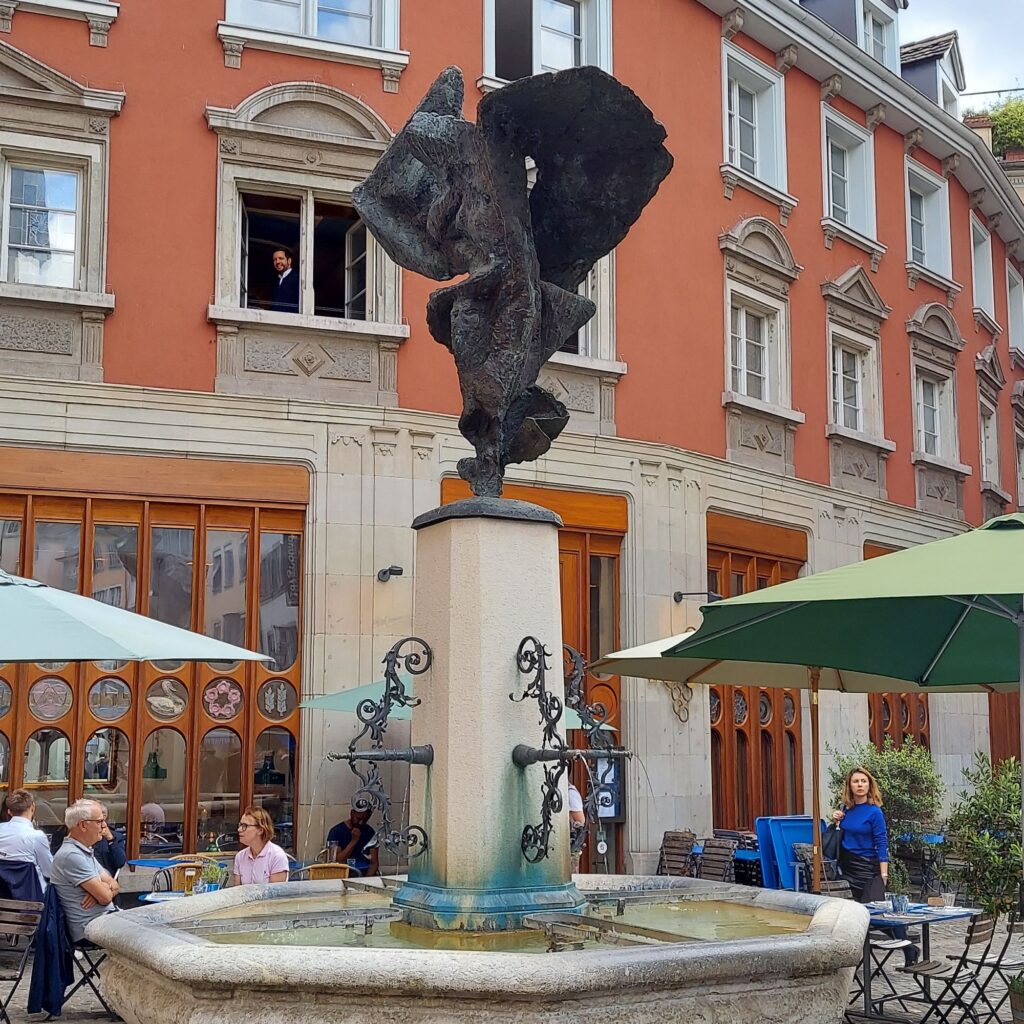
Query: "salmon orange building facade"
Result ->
[[0, 0, 1020, 866]]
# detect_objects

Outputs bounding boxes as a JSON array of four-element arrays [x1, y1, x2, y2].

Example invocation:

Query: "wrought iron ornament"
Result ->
[[329, 636, 433, 859], [512, 637, 568, 863]]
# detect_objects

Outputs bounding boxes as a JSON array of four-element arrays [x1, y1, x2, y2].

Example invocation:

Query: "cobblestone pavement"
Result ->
[[5, 911, 1014, 1023]]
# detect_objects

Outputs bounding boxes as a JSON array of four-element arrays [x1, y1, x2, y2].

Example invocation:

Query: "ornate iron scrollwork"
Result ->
[[328, 636, 433, 860]]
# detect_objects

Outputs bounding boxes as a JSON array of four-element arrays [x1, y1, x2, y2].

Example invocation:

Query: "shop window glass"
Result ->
[[253, 727, 296, 851], [140, 729, 186, 854], [0, 520, 21, 575], [33, 521, 81, 592], [23, 728, 69, 836], [259, 533, 301, 672], [92, 524, 139, 610], [83, 728, 129, 827], [88, 677, 131, 722], [205, 530, 248, 646], [0, 733, 8, 805], [198, 729, 242, 850], [150, 527, 194, 630]]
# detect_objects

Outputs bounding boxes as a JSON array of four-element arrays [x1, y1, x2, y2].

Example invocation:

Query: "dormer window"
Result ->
[[899, 31, 965, 117], [859, 0, 898, 72]]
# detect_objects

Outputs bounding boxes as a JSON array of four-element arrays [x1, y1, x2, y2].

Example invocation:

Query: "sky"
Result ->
[[900, 1, 1024, 104]]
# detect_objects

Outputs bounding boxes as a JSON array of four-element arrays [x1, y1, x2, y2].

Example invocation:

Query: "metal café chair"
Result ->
[[0, 898, 42, 1024]]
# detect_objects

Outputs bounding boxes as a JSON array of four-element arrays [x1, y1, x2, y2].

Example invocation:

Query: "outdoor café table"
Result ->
[[858, 901, 981, 1019], [126, 857, 180, 872]]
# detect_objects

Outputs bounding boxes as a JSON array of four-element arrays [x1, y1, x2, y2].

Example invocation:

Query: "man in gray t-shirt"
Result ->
[[50, 799, 119, 943]]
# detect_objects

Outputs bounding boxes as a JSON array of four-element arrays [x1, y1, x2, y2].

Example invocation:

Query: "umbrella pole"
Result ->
[[1020, 618, 1024, 913], [810, 666, 822, 894]]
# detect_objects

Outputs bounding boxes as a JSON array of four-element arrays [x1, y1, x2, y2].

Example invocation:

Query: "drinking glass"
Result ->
[[183, 867, 197, 895], [326, 841, 340, 863], [942, 892, 956, 908]]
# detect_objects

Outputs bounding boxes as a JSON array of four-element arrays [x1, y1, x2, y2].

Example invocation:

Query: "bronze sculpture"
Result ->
[[354, 65, 672, 497]]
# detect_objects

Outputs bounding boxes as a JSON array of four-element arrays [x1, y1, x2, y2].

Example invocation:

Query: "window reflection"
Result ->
[[149, 528, 194, 629], [92, 524, 139, 610], [23, 728, 69, 835], [84, 728, 129, 827], [197, 729, 242, 850], [0, 733, 9, 804], [205, 530, 248, 646], [33, 521, 81, 592], [140, 729, 186, 854], [259, 533, 300, 671], [253, 728, 295, 852], [0, 520, 21, 575]]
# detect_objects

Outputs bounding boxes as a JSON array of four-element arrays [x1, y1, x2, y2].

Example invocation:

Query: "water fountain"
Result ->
[[89, 64, 867, 1023]]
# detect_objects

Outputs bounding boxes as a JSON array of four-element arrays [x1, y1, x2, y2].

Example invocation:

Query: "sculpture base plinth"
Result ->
[[392, 879, 586, 932]]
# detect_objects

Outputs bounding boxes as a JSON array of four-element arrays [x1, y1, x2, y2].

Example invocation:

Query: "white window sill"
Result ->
[[905, 261, 962, 307], [549, 350, 627, 378], [973, 306, 1003, 338], [208, 304, 409, 342], [216, 22, 409, 89], [911, 450, 972, 478], [0, 281, 114, 313], [826, 422, 896, 453], [722, 390, 805, 425], [720, 164, 798, 226], [5, 0, 117, 44], [821, 218, 886, 271], [982, 480, 1013, 505], [476, 75, 507, 94]]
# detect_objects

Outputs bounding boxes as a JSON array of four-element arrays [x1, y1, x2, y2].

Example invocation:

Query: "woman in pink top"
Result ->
[[231, 807, 290, 885]]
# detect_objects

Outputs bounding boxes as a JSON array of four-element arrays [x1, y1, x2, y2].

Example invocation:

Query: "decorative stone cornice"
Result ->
[[973, 307, 1003, 340], [988, 211, 1003, 233], [775, 44, 797, 74], [820, 218, 886, 272], [970, 188, 987, 210], [820, 74, 842, 103], [904, 127, 923, 154], [720, 215, 803, 296], [0, 0, 117, 45], [821, 265, 892, 331], [940, 154, 959, 179], [906, 301, 965, 359], [721, 7, 743, 39], [905, 263, 961, 309], [866, 103, 887, 132], [975, 342, 1007, 392], [0, 3, 15, 32], [719, 165, 798, 226]]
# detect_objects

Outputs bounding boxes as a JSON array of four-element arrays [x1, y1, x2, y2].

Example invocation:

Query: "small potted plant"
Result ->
[[1009, 974, 1024, 1021], [886, 860, 912, 914], [199, 860, 227, 893]]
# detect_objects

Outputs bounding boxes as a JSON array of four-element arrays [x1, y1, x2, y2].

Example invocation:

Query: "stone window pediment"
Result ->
[[822, 264, 891, 337], [719, 216, 802, 299], [975, 343, 1006, 396], [906, 301, 964, 368], [0, 40, 122, 383], [206, 83, 407, 405]]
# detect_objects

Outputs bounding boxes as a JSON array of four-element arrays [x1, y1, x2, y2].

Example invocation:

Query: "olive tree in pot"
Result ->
[[1009, 974, 1024, 1021]]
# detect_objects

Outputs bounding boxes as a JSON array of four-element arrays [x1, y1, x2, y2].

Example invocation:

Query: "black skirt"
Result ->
[[840, 847, 886, 904]]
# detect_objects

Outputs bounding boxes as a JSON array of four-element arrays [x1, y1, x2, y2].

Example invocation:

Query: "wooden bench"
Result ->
[[656, 830, 696, 877]]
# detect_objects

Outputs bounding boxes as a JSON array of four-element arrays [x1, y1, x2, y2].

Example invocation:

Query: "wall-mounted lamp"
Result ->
[[672, 589, 722, 605], [377, 565, 405, 583]]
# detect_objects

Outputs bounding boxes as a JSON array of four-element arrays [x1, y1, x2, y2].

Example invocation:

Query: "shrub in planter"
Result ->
[[1008, 973, 1024, 1020]]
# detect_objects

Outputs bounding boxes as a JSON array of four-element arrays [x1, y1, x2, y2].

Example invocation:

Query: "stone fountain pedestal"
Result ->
[[392, 497, 586, 930]]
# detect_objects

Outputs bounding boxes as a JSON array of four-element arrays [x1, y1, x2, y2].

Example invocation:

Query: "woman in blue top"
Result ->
[[831, 766, 888, 903]]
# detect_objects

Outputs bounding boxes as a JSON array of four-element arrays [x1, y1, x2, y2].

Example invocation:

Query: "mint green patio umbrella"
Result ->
[[593, 513, 1024, 890], [0, 569, 269, 663]]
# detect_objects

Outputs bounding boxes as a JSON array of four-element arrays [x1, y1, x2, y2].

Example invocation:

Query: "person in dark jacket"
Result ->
[[269, 249, 300, 313], [49, 802, 126, 877]]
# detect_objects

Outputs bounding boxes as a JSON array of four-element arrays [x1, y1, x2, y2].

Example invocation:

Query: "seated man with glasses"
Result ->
[[50, 799, 120, 942], [231, 807, 289, 886]]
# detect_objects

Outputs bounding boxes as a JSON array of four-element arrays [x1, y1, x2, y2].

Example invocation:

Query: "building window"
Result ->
[[722, 43, 786, 192], [905, 160, 951, 278], [831, 342, 863, 431], [1017, 432, 1024, 507], [940, 72, 959, 117], [822, 108, 875, 239], [3, 166, 81, 289], [226, 0, 380, 47], [915, 371, 952, 458], [238, 192, 367, 319], [980, 396, 1000, 485], [728, 296, 782, 404], [860, 0, 897, 72], [488, 0, 609, 81], [971, 215, 995, 318], [1009, 264, 1024, 351]]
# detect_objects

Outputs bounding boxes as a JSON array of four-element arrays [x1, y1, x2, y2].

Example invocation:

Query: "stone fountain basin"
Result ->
[[88, 875, 867, 1024]]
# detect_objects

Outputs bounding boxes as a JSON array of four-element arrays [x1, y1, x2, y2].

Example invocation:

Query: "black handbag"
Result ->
[[822, 822, 842, 864]]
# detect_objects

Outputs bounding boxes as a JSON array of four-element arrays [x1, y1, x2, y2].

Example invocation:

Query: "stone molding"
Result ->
[[827, 427, 892, 500], [821, 265, 891, 335], [719, 165, 798, 226], [775, 44, 797, 74], [906, 302, 965, 365], [865, 104, 887, 132], [820, 218, 886, 271], [723, 392, 803, 478], [972, 306, 1003, 339], [721, 7, 743, 39], [820, 74, 842, 103], [719, 216, 803, 298], [911, 451, 969, 521], [904, 262, 962, 308], [0, 0, 117, 45], [215, 22, 408, 92]]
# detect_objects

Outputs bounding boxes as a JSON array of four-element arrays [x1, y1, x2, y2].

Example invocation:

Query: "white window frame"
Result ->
[[970, 214, 995, 319], [725, 280, 789, 409], [905, 159, 952, 279], [827, 324, 883, 440], [1008, 262, 1024, 351], [225, 0, 394, 48], [859, 0, 898, 73], [1016, 429, 1024, 508], [482, 0, 612, 83], [939, 65, 959, 118], [832, 341, 863, 432], [722, 42, 787, 193], [914, 368, 955, 460], [821, 106, 876, 240], [979, 393, 1000, 487]]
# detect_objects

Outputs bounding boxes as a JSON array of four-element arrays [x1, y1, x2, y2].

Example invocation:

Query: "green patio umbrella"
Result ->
[[301, 675, 595, 730], [0, 569, 269, 663], [592, 513, 1024, 890]]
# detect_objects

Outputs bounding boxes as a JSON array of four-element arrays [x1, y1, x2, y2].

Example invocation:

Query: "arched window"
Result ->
[[24, 728, 70, 837], [253, 727, 296, 852], [83, 728, 130, 828], [140, 729, 186, 854], [198, 729, 242, 850]]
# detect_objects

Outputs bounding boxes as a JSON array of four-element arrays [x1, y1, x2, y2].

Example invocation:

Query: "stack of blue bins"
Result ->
[[755, 816, 826, 890]]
